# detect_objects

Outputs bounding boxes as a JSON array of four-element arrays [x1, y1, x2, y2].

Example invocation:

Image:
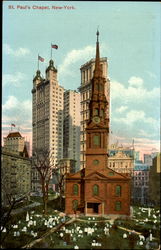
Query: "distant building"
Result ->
[[2, 131, 31, 206], [3, 132, 28, 155], [133, 163, 150, 205], [78, 56, 110, 169], [149, 153, 160, 206], [144, 154, 153, 167], [108, 151, 134, 177], [63, 90, 81, 171]]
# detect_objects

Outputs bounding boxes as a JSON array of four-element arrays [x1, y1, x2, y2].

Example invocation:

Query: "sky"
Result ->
[[2, 1, 160, 159]]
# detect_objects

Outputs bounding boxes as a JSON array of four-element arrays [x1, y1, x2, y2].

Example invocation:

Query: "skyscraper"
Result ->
[[78, 55, 110, 169], [32, 59, 64, 191], [63, 90, 81, 171]]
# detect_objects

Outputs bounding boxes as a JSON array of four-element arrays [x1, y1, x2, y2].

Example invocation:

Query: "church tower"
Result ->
[[65, 31, 131, 216], [85, 31, 109, 175]]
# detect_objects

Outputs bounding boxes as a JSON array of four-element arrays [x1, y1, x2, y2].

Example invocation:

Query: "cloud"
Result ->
[[128, 76, 143, 88], [3, 44, 30, 57], [115, 105, 128, 113], [111, 77, 159, 102], [2, 96, 32, 130], [59, 45, 96, 76], [113, 109, 159, 129], [3, 72, 26, 86]]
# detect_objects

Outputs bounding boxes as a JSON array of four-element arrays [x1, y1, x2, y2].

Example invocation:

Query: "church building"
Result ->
[[65, 31, 131, 216]]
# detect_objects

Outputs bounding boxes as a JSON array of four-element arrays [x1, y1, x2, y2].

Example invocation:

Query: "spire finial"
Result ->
[[96, 27, 99, 42]]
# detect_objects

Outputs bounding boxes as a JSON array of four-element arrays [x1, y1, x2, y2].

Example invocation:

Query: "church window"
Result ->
[[93, 135, 100, 146], [116, 185, 121, 196], [93, 184, 99, 196], [93, 159, 99, 165], [108, 172, 114, 176], [94, 108, 99, 116], [73, 184, 79, 195], [115, 201, 121, 211], [99, 84, 103, 92], [100, 109, 104, 117], [72, 199, 78, 211], [96, 83, 99, 91]]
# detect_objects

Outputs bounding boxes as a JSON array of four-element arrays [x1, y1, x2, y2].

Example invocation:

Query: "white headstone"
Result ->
[[2, 228, 6, 233], [148, 208, 151, 217], [149, 233, 153, 241], [26, 212, 29, 222], [123, 233, 127, 239]]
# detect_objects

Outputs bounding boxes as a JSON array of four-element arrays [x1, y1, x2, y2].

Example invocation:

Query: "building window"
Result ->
[[72, 199, 78, 211], [100, 109, 104, 117], [93, 135, 100, 146], [115, 201, 121, 211], [93, 159, 99, 165], [94, 108, 99, 116], [108, 172, 114, 176], [116, 185, 121, 196], [93, 184, 99, 196], [73, 184, 79, 195]]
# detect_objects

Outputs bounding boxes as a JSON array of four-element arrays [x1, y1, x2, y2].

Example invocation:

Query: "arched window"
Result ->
[[73, 184, 79, 195], [72, 200, 78, 211], [115, 201, 121, 211], [99, 84, 103, 92], [100, 109, 104, 117], [116, 185, 121, 196], [93, 184, 99, 196], [96, 83, 99, 91], [94, 108, 99, 116], [93, 135, 100, 146]]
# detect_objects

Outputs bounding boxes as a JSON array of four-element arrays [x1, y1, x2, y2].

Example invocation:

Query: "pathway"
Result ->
[[11, 202, 41, 215]]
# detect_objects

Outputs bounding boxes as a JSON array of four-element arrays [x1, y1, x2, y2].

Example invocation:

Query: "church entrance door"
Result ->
[[87, 202, 100, 214]]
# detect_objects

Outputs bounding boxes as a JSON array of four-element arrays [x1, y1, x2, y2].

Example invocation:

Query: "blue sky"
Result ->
[[2, 1, 160, 157]]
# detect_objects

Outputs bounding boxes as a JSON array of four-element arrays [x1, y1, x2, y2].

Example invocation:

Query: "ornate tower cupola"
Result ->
[[85, 31, 109, 174], [33, 70, 43, 88], [46, 59, 57, 81]]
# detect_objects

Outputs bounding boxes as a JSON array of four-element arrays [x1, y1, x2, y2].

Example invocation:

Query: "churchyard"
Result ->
[[1, 206, 160, 249]]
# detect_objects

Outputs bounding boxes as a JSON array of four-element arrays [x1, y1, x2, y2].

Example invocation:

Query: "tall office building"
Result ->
[[78, 57, 110, 169], [63, 90, 81, 171], [32, 59, 64, 191]]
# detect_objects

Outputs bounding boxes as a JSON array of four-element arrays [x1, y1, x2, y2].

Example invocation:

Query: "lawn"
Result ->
[[1, 205, 160, 249]]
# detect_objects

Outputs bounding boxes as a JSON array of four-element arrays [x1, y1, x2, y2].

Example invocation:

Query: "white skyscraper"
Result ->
[[32, 59, 64, 191], [63, 90, 81, 171]]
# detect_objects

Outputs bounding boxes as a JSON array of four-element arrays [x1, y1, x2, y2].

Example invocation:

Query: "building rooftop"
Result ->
[[7, 132, 22, 138], [134, 164, 150, 171]]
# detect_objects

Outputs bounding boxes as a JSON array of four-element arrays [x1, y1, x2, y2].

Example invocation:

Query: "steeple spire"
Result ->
[[94, 29, 102, 78]]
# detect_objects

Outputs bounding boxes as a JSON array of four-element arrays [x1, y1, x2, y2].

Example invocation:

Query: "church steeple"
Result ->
[[88, 30, 108, 125], [85, 31, 109, 174], [93, 30, 103, 78]]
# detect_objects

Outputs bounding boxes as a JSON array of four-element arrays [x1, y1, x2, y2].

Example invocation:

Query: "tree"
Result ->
[[52, 162, 67, 209], [0, 182, 29, 247], [32, 149, 54, 214]]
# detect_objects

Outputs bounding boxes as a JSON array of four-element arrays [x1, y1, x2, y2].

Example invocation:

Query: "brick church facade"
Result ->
[[65, 31, 131, 216]]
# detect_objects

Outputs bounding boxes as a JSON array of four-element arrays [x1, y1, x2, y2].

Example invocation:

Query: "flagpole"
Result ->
[[38, 54, 39, 70], [51, 43, 52, 59]]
